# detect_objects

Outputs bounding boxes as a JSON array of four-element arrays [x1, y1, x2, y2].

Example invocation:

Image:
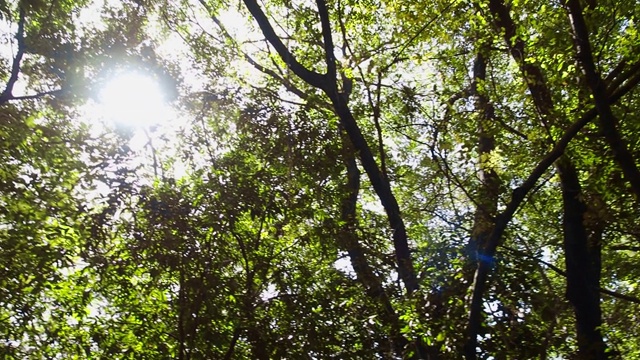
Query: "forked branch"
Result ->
[[241, 0, 419, 294]]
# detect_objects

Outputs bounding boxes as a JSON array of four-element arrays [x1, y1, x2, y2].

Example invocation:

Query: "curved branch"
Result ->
[[242, 0, 327, 89], [196, 0, 332, 110], [0, 6, 26, 104]]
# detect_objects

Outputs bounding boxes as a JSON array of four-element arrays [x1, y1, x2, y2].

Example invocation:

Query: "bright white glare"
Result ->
[[334, 255, 356, 278], [98, 72, 170, 127]]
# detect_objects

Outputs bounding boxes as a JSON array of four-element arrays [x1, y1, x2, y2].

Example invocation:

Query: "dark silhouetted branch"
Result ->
[[566, 0, 640, 199], [242, 0, 419, 295], [0, 7, 26, 104], [242, 0, 326, 89]]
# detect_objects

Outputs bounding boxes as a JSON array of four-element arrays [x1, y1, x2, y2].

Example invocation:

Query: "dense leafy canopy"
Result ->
[[1, 0, 640, 358]]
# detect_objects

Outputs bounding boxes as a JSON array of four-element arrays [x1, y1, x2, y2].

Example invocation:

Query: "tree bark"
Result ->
[[557, 157, 607, 359], [565, 0, 640, 199], [241, 0, 419, 293], [338, 135, 407, 357], [463, 51, 502, 358], [0, 7, 26, 105], [461, 68, 639, 358], [338, 133, 436, 359], [467, 51, 501, 274], [464, 0, 609, 357]]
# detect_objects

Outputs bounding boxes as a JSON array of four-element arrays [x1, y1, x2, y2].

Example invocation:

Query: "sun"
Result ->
[[98, 71, 171, 127]]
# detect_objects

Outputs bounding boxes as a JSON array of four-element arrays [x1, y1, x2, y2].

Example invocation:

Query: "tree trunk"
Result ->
[[565, 0, 640, 199], [338, 133, 406, 357], [464, 1, 610, 357], [242, 0, 419, 293], [557, 158, 607, 359], [338, 133, 435, 359], [463, 51, 502, 359], [467, 51, 501, 276]]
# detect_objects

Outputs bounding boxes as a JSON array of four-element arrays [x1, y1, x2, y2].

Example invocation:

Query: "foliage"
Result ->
[[1, 0, 640, 358]]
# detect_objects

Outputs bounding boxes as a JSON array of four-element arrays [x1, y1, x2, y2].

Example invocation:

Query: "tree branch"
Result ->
[[197, 0, 331, 109], [485, 0, 554, 135], [242, 0, 327, 89], [6, 89, 65, 102], [338, 133, 411, 358], [607, 60, 640, 95], [315, 0, 336, 81], [609, 245, 640, 252], [464, 47, 640, 358], [242, 0, 419, 295], [0, 6, 26, 104], [501, 245, 640, 305], [565, 0, 640, 199], [222, 327, 242, 360], [465, 1, 640, 356], [373, 73, 387, 178]]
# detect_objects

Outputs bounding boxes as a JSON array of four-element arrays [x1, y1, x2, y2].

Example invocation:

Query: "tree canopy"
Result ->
[[1, 0, 640, 358]]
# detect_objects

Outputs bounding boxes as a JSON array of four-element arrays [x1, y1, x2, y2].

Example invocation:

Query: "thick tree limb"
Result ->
[[241, 0, 419, 293], [329, 91, 419, 293], [462, 50, 503, 359], [464, 95, 586, 360], [565, 0, 640, 199], [242, 0, 326, 89], [372, 73, 388, 179], [315, 0, 336, 83], [485, 0, 553, 133], [338, 135, 411, 358], [467, 51, 501, 275], [464, 77, 640, 358], [465, 0, 640, 356], [200, 1, 319, 107], [222, 327, 242, 360], [558, 157, 607, 359], [0, 9, 68, 105]]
